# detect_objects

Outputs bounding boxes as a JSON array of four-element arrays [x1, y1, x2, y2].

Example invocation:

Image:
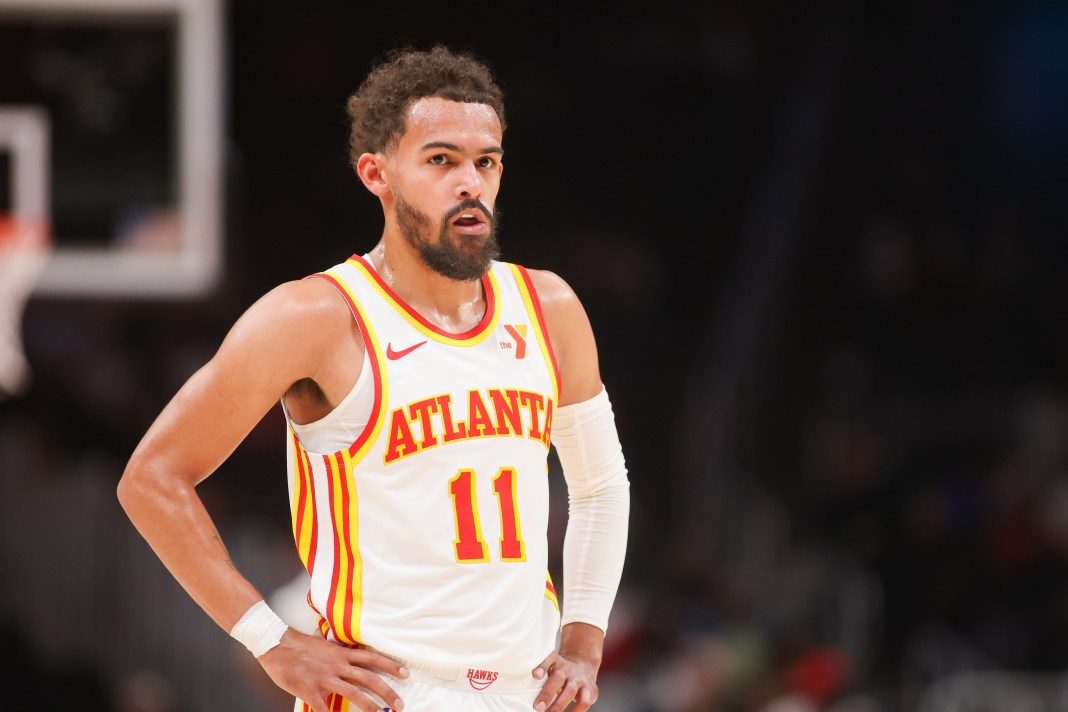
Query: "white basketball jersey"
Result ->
[[285, 254, 561, 672]]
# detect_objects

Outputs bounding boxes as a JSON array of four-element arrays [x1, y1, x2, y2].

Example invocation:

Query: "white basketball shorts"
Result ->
[[295, 658, 545, 712]]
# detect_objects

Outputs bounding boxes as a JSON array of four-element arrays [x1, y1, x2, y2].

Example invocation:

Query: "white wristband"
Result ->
[[230, 600, 289, 657]]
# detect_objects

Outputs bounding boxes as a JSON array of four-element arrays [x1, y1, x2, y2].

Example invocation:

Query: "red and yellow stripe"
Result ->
[[287, 267, 392, 647], [545, 573, 560, 610], [310, 269, 388, 460], [322, 451, 362, 644], [298, 695, 348, 712], [509, 265, 562, 612], [348, 254, 501, 346], [289, 435, 318, 574], [510, 264, 560, 404]]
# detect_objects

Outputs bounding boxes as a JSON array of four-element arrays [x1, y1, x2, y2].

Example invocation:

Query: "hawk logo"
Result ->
[[500, 324, 528, 359], [466, 668, 500, 690]]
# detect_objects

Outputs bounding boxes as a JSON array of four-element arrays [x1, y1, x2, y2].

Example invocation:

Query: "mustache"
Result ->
[[444, 199, 493, 222]]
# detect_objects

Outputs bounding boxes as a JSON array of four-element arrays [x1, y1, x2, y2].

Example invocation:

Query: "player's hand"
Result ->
[[531, 649, 599, 712], [257, 628, 409, 712]]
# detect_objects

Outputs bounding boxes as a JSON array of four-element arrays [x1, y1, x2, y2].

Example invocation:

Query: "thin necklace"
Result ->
[[377, 242, 484, 329]]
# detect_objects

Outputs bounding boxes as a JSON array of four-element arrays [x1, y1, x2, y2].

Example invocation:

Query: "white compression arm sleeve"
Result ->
[[551, 387, 630, 633]]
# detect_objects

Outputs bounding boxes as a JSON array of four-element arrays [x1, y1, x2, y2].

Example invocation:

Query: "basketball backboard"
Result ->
[[0, 0, 223, 299]]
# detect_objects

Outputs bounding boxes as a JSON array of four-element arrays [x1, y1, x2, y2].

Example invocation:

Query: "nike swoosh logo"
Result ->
[[385, 340, 428, 360]]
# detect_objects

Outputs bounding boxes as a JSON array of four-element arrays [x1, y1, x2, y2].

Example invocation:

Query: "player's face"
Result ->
[[387, 97, 504, 281]]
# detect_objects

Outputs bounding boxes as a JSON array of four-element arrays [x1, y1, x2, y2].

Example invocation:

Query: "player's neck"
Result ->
[[373, 238, 486, 333]]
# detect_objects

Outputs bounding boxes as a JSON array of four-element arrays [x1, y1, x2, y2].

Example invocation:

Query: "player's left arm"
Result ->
[[526, 268, 630, 712]]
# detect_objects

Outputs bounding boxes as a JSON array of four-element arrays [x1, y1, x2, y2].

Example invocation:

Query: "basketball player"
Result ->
[[118, 46, 629, 712]]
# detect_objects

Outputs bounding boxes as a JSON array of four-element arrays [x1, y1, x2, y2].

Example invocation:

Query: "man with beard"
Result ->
[[118, 46, 630, 712]]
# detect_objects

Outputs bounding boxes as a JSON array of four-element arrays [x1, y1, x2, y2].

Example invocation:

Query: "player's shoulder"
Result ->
[[240, 276, 353, 336], [516, 266, 582, 312], [509, 265, 572, 299]]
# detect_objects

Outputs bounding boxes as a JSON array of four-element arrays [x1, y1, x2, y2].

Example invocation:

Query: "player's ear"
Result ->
[[356, 152, 389, 197]]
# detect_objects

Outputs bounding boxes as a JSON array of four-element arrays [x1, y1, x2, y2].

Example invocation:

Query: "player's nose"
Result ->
[[454, 161, 482, 200]]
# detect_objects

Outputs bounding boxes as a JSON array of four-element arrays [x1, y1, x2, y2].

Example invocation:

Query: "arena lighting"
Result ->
[[0, 0, 223, 298]]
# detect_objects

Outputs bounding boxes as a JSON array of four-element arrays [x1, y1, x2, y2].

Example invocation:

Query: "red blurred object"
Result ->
[[785, 647, 850, 707]]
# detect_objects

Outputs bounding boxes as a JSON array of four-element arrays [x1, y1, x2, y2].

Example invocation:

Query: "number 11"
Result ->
[[449, 468, 526, 563]]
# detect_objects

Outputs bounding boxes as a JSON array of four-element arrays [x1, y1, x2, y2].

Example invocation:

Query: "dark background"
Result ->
[[2, 1, 1068, 711]]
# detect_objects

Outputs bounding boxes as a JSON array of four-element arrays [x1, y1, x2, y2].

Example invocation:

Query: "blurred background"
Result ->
[[2, 1, 1068, 711]]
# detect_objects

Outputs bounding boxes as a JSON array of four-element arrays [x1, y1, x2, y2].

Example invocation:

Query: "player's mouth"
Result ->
[[450, 210, 489, 235]]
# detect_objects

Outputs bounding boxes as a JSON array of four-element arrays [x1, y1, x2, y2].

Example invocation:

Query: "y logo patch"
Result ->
[[501, 324, 528, 359]]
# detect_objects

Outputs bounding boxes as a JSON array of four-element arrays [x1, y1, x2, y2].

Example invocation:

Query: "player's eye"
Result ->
[[429, 154, 448, 165], [477, 157, 497, 169]]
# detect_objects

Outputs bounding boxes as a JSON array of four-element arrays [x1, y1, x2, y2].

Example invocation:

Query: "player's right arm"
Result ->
[[116, 277, 407, 712]]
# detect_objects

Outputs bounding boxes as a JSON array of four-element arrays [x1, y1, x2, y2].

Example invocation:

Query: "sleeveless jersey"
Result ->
[[284, 254, 562, 672]]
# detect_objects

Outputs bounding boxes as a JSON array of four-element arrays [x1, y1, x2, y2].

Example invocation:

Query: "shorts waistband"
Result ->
[[398, 658, 541, 694]]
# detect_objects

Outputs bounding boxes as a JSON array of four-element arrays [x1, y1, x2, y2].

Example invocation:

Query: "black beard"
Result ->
[[394, 194, 501, 281]]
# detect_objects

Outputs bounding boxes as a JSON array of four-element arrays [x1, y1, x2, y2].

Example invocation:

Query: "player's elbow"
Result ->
[[116, 459, 143, 514], [116, 452, 165, 519], [568, 478, 630, 505]]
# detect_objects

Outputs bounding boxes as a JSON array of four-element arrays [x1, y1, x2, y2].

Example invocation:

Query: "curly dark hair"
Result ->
[[345, 45, 506, 168]]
